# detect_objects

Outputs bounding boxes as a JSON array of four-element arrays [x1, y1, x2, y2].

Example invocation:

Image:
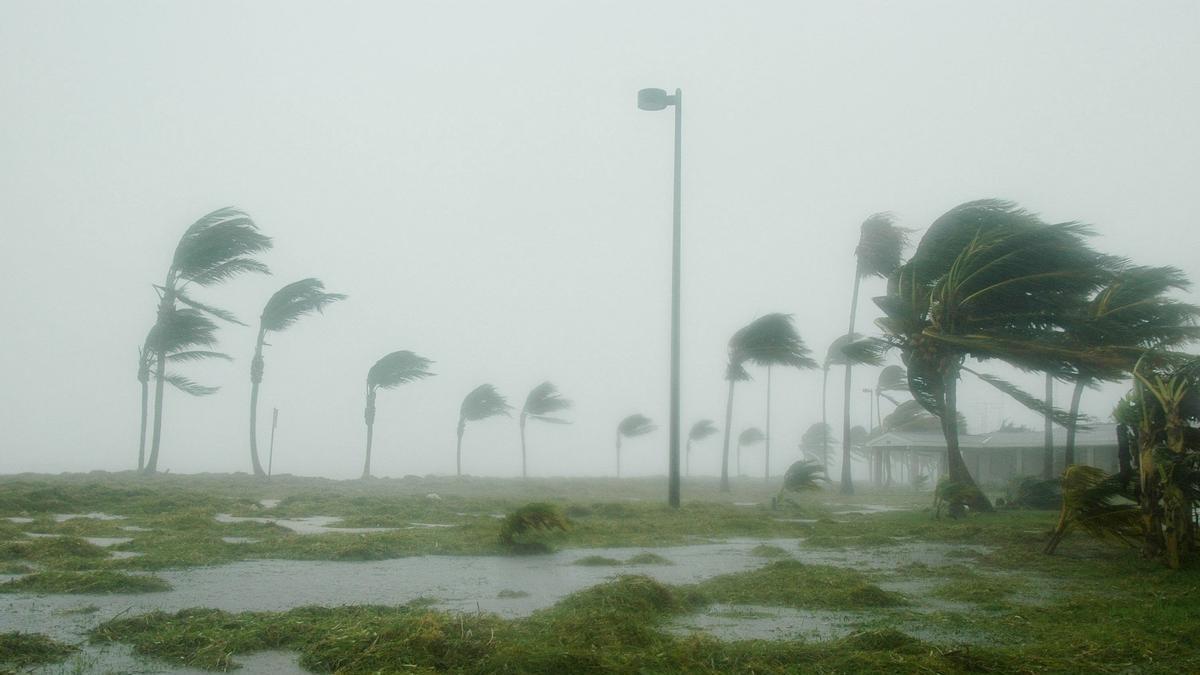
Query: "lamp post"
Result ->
[[638, 87, 682, 508]]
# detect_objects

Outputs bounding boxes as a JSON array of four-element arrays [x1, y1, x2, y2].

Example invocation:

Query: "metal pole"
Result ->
[[267, 408, 278, 478], [668, 89, 682, 508]]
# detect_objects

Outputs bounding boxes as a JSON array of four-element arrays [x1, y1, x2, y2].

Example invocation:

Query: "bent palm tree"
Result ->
[[137, 310, 231, 469], [457, 384, 511, 476], [800, 423, 834, 465], [363, 351, 434, 479], [249, 279, 346, 477], [686, 419, 719, 477], [144, 207, 272, 474], [719, 314, 817, 490], [519, 382, 572, 478], [616, 414, 656, 477], [874, 200, 1116, 511], [736, 427, 765, 477], [841, 213, 909, 494]]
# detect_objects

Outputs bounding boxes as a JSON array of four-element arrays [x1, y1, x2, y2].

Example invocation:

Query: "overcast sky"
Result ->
[[2, 1, 1197, 480]]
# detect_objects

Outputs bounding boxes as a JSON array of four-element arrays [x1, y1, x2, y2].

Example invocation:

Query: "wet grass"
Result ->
[[0, 631, 77, 669], [749, 543, 791, 558], [693, 560, 906, 610], [0, 570, 170, 594]]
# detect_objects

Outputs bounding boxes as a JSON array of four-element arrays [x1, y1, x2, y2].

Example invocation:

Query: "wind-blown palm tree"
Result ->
[[840, 213, 909, 494], [363, 351, 434, 479], [736, 427, 765, 477], [874, 200, 1117, 511], [686, 419, 719, 477], [821, 334, 860, 472], [137, 310, 231, 469], [519, 382, 572, 478], [799, 423, 834, 466], [1060, 266, 1200, 467], [719, 314, 816, 490], [616, 414, 656, 477], [457, 384, 511, 477], [872, 364, 909, 485], [143, 207, 272, 474], [248, 279, 346, 477]]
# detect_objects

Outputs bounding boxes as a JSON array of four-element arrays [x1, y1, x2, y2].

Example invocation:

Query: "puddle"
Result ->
[[772, 518, 819, 524], [829, 504, 907, 515], [670, 604, 860, 641], [84, 537, 133, 548], [214, 513, 394, 535], [108, 551, 144, 560], [259, 499, 282, 509], [54, 513, 126, 522], [732, 502, 758, 507], [119, 525, 154, 532], [5, 516, 35, 524], [222, 536, 260, 544]]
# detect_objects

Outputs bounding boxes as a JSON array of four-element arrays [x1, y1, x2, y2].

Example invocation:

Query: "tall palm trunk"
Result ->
[[248, 330, 267, 477], [719, 379, 735, 492], [685, 439, 692, 478], [519, 414, 528, 479], [1064, 379, 1085, 468], [1043, 373, 1054, 479], [840, 268, 862, 495], [942, 368, 992, 511], [820, 367, 829, 469], [138, 372, 149, 471], [764, 366, 772, 482], [456, 418, 465, 477], [736, 439, 742, 476], [362, 388, 376, 479], [144, 276, 176, 475], [616, 432, 622, 478]]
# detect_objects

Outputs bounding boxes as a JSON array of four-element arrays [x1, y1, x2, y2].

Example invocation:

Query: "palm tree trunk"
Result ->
[[520, 414, 528, 479], [1043, 373, 1054, 479], [138, 375, 149, 471], [1064, 379, 1085, 468], [764, 366, 772, 483], [456, 418, 466, 477], [616, 433, 622, 478], [362, 388, 376, 479], [821, 367, 829, 470], [145, 347, 167, 474], [686, 439, 691, 478], [248, 331, 267, 477], [736, 440, 742, 477], [840, 269, 862, 495], [942, 368, 992, 511], [719, 379, 735, 492]]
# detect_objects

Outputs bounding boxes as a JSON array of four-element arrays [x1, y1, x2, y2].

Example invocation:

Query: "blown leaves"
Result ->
[[522, 382, 572, 424], [367, 351, 435, 391], [617, 414, 656, 439], [460, 384, 512, 422], [260, 278, 346, 333]]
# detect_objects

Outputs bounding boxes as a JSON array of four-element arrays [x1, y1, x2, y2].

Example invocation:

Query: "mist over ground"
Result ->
[[2, 1, 1197, 479]]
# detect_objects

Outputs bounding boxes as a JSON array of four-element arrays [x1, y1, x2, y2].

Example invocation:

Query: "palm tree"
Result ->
[[872, 364, 909, 485], [874, 200, 1117, 511], [821, 333, 861, 473], [136, 310, 231, 469], [519, 382, 572, 478], [249, 279, 346, 477], [1060, 266, 1200, 467], [799, 423, 834, 466], [616, 414, 656, 477], [363, 351, 434, 479], [719, 314, 816, 490], [457, 384, 511, 477], [143, 207, 272, 474], [840, 213, 909, 494], [686, 419, 719, 477], [736, 427, 765, 477]]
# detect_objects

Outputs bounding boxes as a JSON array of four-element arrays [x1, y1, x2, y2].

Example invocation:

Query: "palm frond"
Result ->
[[962, 367, 1089, 430], [688, 419, 719, 442], [737, 427, 765, 446], [522, 381, 573, 423], [855, 212, 910, 278], [171, 208, 272, 284], [162, 373, 219, 397], [166, 350, 232, 363], [175, 290, 245, 325], [367, 351, 435, 390], [146, 309, 222, 354], [876, 365, 908, 392], [800, 423, 835, 452], [730, 313, 818, 370], [618, 414, 656, 438], [782, 460, 827, 492], [460, 384, 512, 422], [260, 278, 347, 333]]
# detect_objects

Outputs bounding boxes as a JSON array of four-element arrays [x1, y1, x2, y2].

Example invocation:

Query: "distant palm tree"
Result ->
[[719, 314, 816, 490], [821, 333, 868, 475], [686, 419, 719, 477], [457, 384, 511, 477], [799, 422, 834, 467], [616, 414, 656, 477], [872, 364, 909, 485], [840, 213, 908, 494], [362, 351, 434, 479], [519, 382, 572, 478], [137, 309, 231, 469], [736, 427, 765, 477], [143, 207, 272, 474], [248, 279, 346, 477]]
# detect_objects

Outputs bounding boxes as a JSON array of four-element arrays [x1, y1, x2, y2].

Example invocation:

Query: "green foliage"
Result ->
[[727, 313, 817, 381], [687, 419, 719, 442], [259, 278, 346, 333], [1006, 476, 1062, 510], [781, 460, 827, 493], [617, 414, 656, 439], [0, 632, 77, 669], [522, 381, 572, 424], [693, 560, 905, 610], [498, 503, 568, 551], [934, 478, 984, 519], [367, 351, 435, 391], [460, 384, 512, 422], [737, 427, 765, 447], [1045, 465, 1140, 554], [854, 212, 909, 279], [0, 570, 171, 594]]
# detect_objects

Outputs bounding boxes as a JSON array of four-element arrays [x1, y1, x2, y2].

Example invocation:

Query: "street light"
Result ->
[[638, 87, 683, 508]]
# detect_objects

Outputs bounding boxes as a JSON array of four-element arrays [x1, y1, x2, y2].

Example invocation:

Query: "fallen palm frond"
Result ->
[[1044, 465, 1140, 554]]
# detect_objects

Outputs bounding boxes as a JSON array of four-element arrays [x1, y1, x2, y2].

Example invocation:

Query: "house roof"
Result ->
[[864, 423, 1118, 451]]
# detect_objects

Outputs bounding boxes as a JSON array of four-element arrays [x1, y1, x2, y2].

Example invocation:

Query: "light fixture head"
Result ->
[[637, 88, 675, 111]]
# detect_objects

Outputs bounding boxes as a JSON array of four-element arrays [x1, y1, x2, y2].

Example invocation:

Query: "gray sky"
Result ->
[[2, 1, 1198, 479]]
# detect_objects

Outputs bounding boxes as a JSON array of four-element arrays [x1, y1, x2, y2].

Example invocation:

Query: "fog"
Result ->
[[2, 0, 1197, 479]]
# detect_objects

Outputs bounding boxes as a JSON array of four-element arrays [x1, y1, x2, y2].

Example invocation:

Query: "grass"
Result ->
[[0, 632, 77, 669], [0, 570, 170, 594], [693, 560, 906, 610]]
